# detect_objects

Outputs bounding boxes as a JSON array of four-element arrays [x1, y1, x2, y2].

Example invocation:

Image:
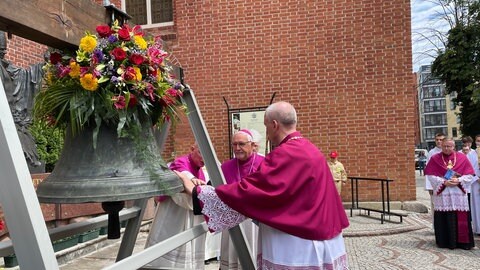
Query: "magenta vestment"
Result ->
[[221, 152, 264, 184], [424, 152, 474, 177], [215, 131, 349, 241], [424, 151, 475, 249], [169, 154, 205, 181], [156, 154, 205, 202]]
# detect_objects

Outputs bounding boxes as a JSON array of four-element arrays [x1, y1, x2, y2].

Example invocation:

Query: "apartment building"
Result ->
[[416, 65, 461, 149]]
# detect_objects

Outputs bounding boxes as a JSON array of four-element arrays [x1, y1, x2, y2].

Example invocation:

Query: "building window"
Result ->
[[423, 86, 445, 99], [123, 0, 173, 28], [452, 127, 458, 138], [450, 100, 456, 110], [424, 114, 447, 126], [424, 99, 446, 113], [424, 127, 448, 141]]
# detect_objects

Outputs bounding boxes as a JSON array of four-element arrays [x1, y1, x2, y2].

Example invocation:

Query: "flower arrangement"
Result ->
[[34, 21, 184, 138]]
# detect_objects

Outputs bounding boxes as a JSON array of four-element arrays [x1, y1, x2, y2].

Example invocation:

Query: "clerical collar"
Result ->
[[279, 131, 303, 146], [237, 152, 255, 165]]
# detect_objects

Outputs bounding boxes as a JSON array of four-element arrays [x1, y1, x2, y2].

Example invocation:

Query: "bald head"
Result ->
[[265, 101, 297, 128], [264, 101, 297, 146]]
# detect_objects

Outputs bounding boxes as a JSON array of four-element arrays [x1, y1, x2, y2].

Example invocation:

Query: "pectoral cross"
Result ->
[[447, 160, 453, 169]]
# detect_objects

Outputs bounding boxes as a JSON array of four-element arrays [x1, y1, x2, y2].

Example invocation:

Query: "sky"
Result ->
[[410, 0, 452, 72]]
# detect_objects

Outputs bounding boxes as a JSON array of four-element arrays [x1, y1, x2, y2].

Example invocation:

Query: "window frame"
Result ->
[[122, 0, 174, 29]]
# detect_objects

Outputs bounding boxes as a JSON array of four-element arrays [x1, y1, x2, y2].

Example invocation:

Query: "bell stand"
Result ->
[[0, 73, 255, 269], [0, 71, 59, 269], [102, 72, 256, 269]]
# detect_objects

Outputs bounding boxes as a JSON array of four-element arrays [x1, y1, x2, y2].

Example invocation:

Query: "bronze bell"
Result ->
[[36, 123, 182, 238]]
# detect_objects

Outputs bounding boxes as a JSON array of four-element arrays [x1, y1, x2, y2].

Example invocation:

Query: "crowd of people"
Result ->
[[423, 133, 480, 250], [144, 101, 350, 269]]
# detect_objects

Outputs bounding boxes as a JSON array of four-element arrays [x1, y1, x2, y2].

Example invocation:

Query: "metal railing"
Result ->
[[349, 176, 404, 223]]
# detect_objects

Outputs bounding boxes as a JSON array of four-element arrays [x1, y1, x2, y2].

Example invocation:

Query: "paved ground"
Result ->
[[5, 171, 480, 269]]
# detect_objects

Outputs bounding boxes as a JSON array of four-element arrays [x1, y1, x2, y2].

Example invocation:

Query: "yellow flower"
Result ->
[[156, 69, 163, 82], [80, 73, 99, 91], [46, 71, 54, 84], [134, 67, 142, 81], [134, 35, 147, 50], [69, 61, 80, 78], [79, 34, 97, 53]]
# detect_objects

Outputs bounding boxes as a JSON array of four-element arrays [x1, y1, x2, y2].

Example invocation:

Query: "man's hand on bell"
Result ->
[[174, 170, 196, 195]]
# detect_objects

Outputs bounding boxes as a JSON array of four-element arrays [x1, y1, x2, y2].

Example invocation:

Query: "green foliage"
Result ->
[[29, 119, 65, 172], [431, 1, 480, 137]]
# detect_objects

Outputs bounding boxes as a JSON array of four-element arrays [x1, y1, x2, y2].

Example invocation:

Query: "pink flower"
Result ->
[[112, 95, 126, 109], [167, 87, 181, 97], [144, 83, 155, 101], [132, 25, 144, 37], [57, 65, 71, 78], [147, 47, 167, 66]]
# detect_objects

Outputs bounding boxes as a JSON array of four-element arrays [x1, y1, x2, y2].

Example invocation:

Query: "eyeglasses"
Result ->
[[232, 141, 251, 147]]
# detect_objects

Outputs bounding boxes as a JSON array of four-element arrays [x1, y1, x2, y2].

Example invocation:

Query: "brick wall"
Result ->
[[4, 0, 416, 202], [3, 35, 46, 69], [167, 0, 416, 201]]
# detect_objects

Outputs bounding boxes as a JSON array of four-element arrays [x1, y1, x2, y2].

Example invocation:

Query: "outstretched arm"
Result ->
[[174, 170, 247, 233]]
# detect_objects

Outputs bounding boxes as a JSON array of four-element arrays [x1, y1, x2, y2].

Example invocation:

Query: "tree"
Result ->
[[431, 0, 480, 137], [412, 0, 473, 69]]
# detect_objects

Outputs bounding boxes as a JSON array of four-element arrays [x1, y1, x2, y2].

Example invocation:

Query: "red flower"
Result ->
[[96, 25, 112, 38], [111, 48, 126, 61], [112, 95, 126, 109], [49, 52, 62, 65], [128, 94, 138, 108], [122, 66, 136, 81], [129, 54, 144, 65], [148, 68, 158, 77], [118, 25, 131, 41]]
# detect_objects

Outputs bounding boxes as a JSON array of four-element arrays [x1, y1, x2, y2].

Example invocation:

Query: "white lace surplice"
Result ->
[[197, 186, 348, 270], [428, 174, 473, 211]]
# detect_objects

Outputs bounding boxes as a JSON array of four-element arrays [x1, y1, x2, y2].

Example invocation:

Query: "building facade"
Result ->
[[416, 65, 461, 150], [4, 0, 416, 202]]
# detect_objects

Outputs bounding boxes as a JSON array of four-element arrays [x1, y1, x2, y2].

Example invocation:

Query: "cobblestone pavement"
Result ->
[[344, 172, 480, 270], [346, 215, 480, 270], [8, 172, 480, 269]]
